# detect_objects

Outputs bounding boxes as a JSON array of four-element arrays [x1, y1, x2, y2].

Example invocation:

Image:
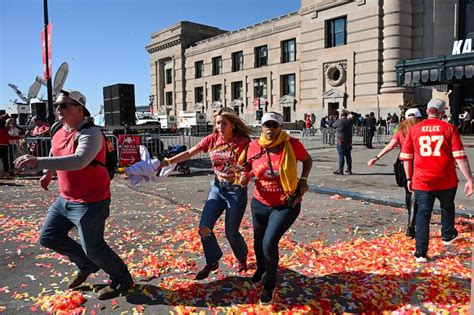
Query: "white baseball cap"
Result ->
[[56, 89, 90, 117], [405, 108, 422, 118], [261, 112, 283, 125], [427, 99, 446, 113]]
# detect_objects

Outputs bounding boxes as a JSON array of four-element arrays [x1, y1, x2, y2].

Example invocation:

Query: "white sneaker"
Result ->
[[442, 231, 459, 245]]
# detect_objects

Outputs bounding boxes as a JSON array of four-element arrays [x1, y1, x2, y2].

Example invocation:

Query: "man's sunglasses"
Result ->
[[53, 102, 78, 109], [262, 121, 281, 129]]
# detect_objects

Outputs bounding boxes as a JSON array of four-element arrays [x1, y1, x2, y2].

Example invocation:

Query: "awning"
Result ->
[[396, 53, 474, 87]]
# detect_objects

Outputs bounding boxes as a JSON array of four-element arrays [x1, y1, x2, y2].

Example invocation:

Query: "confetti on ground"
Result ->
[[0, 178, 471, 314]]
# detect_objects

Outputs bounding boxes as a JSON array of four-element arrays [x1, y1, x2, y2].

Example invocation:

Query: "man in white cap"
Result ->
[[400, 99, 473, 263], [14, 89, 133, 299]]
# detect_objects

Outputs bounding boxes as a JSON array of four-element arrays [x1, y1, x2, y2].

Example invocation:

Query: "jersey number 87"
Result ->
[[419, 135, 444, 157]]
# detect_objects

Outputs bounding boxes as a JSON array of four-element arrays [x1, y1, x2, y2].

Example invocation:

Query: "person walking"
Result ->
[[159, 107, 252, 280], [333, 111, 354, 175], [400, 99, 473, 263], [367, 108, 423, 237], [364, 112, 377, 148], [242, 112, 312, 304], [14, 89, 133, 299], [460, 108, 472, 135], [320, 116, 328, 144]]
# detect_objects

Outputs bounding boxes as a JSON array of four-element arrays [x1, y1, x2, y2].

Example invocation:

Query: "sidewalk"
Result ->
[[300, 136, 473, 217]]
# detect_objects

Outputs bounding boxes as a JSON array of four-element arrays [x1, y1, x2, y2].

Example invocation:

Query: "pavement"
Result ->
[[0, 135, 472, 313]]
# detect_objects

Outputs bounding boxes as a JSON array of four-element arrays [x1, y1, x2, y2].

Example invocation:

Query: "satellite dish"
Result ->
[[27, 81, 42, 100], [35, 75, 47, 86], [53, 62, 69, 97]]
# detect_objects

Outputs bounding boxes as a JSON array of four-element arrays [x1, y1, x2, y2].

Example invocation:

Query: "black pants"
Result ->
[[251, 198, 300, 288], [0, 146, 9, 172], [403, 183, 418, 228]]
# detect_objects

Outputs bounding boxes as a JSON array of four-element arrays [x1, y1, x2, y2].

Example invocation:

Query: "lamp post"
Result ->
[[43, 0, 54, 125]]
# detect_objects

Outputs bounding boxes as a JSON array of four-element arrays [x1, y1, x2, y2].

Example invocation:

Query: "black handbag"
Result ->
[[393, 158, 406, 187]]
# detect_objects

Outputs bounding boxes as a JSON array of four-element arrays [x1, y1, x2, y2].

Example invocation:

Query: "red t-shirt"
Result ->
[[196, 132, 250, 178], [32, 123, 51, 136], [400, 118, 466, 191], [392, 130, 405, 147], [247, 138, 308, 206]]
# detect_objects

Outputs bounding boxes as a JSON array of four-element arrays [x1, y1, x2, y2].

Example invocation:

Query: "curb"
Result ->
[[308, 184, 472, 218]]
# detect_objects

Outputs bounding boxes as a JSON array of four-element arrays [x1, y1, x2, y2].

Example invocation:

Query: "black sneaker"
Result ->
[[346, 169, 352, 175], [251, 268, 266, 283], [405, 226, 415, 239], [333, 170, 344, 175], [97, 281, 133, 300], [414, 251, 428, 263], [68, 267, 100, 289], [260, 285, 276, 304], [442, 230, 459, 245]]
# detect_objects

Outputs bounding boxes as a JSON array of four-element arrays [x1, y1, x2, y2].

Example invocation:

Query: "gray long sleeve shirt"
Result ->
[[37, 121, 103, 171]]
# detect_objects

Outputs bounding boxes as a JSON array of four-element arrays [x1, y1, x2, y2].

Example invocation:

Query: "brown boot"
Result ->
[[195, 261, 219, 280], [68, 268, 99, 289], [97, 282, 133, 300]]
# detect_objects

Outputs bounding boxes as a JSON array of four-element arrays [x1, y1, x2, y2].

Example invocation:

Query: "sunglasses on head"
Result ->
[[263, 121, 281, 128]]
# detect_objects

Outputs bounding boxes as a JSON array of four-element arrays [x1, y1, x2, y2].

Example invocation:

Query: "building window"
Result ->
[[281, 39, 296, 63], [254, 45, 268, 68], [165, 69, 172, 84], [232, 51, 244, 72], [460, 0, 474, 38], [195, 87, 204, 103], [326, 16, 347, 48], [212, 56, 222, 75], [281, 74, 296, 96], [195, 61, 204, 78], [165, 92, 173, 105], [254, 78, 267, 120], [212, 84, 222, 102], [231, 81, 243, 100]]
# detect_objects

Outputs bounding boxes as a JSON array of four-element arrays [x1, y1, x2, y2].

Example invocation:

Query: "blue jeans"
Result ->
[[414, 187, 457, 255], [199, 179, 248, 265], [251, 198, 300, 288], [336, 142, 352, 172], [39, 197, 132, 288]]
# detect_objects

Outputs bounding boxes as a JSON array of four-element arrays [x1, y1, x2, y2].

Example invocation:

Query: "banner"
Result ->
[[41, 23, 53, 80], [118, 134, 141, 166]]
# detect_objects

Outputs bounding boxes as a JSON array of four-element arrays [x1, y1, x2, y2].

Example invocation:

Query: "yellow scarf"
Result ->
[[258, 131, 297, 195]]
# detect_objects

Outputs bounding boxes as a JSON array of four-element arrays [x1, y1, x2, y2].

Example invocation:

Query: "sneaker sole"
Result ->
[[442, 235, 459, 245], [415, 257, 428, 263]]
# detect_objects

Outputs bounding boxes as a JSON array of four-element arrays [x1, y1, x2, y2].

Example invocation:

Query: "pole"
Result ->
[[43, 0, 54, 126]]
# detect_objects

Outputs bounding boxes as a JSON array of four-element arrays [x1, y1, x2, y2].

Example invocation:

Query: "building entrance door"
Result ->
[[282, 107, 291, 122], [328, 102, 339, 116]]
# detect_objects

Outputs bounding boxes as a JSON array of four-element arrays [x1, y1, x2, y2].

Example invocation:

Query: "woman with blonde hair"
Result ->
[[368, 108, 423, 237], [160, 107, 253, 280]]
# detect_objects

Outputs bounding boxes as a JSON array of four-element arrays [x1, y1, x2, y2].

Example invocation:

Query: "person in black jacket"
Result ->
[[333, 111, 353, 175], [365, 112, 377, 149]]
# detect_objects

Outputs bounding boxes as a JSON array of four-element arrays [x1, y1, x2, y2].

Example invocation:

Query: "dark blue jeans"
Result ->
[[199, 179, 248, 265], [251, 198, 300, 288], [414, 187, 457, 255], [336, 142, 352, 172], [39, 197, 132, 288]]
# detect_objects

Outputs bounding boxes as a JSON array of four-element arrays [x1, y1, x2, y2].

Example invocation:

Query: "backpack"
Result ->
[[51, 121, 117, 180]]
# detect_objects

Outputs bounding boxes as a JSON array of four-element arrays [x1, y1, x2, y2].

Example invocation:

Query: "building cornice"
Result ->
[[146, 35, 181, 54], [185, 19, 301, 57]]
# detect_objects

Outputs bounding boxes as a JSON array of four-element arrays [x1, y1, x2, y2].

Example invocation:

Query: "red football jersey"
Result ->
[[400, 118, 466, 191]]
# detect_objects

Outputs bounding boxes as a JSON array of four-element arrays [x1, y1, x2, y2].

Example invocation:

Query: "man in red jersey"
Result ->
[[15, 90, 133, 299], [400, 99, 473, 263]]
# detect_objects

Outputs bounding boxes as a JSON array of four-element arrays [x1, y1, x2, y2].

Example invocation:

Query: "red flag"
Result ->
[[41, 24, 53, 80]]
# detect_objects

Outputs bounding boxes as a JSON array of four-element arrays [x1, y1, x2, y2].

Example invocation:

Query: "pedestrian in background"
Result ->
[[400, 99, 473, 263], [160, 107, 252, 280], [14, 90, 134, 299], [368, 108, 423, 237], [0, 119, 21, 178], [242, 111, 312, 304], [310, 112, 316, 136], [333, 111, 353, 175]]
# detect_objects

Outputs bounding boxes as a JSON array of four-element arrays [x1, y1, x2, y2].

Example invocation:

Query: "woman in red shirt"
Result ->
[[367, 108, 423, 237], [243, 112, 312, 304], [0, 119, 21, 176], [160, 108, 253, 280]]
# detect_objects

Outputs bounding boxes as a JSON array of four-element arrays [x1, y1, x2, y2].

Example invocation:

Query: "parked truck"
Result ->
[[177, 111, 206, 134]]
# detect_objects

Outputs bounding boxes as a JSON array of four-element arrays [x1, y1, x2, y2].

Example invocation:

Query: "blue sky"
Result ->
[[0, 0, 300, 116]]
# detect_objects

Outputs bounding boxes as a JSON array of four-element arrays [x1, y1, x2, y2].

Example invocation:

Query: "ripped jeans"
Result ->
[[199, 178, 248, 265]]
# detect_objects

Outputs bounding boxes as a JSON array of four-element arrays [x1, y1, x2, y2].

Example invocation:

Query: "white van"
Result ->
[[178, 111, 206, 129], [156, 114, 177, 129]]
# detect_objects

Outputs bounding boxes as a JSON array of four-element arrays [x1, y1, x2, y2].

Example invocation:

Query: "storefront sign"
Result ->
[[452, 38, 472, 55]]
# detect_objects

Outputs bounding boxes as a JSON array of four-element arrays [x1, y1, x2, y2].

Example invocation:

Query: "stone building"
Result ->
[[146, 0, 473, 124]]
